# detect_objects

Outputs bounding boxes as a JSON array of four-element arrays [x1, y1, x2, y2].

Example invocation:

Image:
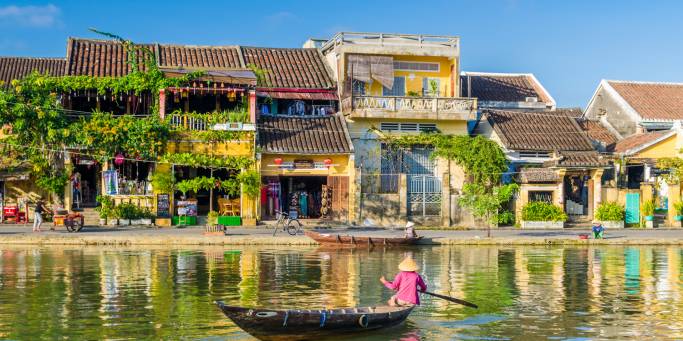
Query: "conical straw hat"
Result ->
[[398, 257, 418, 272]]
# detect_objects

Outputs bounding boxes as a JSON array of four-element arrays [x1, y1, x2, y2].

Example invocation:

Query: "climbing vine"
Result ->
[[159, 152, 253, 169]]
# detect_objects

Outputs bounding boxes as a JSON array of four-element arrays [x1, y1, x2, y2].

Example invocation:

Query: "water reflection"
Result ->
[[0, 245, 683, 340]]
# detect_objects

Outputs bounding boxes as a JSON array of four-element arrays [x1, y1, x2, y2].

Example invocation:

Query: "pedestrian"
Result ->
[[33, 199, 45, 232], [380, 256, 427, 306], [592, 222, 604, 239]]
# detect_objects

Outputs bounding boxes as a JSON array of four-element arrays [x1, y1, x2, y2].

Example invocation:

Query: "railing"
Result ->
[[351, 95, 476, 114], [321, 32, 459, 52], [168, 114, 254, 131]]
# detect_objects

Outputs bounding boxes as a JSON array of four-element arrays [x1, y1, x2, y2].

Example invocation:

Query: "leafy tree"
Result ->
[[458, 183, 519, 237]]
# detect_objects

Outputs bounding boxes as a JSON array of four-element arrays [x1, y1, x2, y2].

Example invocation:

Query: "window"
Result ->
[[394, 61, 440, 72], [383, 76, 406, 96], [519, 151, 550, 158], [352, 79, 366, 95], [529, 191, 553, 203], [380, 122, 438, 132], [422, 78, 441, 96]]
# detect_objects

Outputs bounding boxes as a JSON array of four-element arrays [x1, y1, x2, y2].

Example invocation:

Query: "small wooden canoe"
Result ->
[[215, 301, 413, 341], [305, 230, 423, 247]]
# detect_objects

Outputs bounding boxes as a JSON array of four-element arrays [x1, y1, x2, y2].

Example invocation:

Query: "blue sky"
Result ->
[[1, 0, 682, 107]]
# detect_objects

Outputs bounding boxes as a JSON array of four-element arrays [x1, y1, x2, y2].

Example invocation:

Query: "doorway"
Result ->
[[72, 163, 100, 208]]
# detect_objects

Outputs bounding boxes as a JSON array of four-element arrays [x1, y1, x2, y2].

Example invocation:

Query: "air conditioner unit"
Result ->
[[525, 96, 538, 103]]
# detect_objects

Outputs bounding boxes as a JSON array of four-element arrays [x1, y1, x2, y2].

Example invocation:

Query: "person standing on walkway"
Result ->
[[33, 199, 45, 232], [380, 257, 427, 306]]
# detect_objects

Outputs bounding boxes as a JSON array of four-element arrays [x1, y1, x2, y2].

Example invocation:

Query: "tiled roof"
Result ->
[[544, 151, 609, 168], [258, 115, 352, 154], [544, 108, 583, 118], [486, 110, 595, 151], [241, 47, 335, 89], [608, 81, 683, 120], [157, 45, 244, 69], [66, 38, 154, 77], [516, 167, 558, 183], [0, 57, 65, 88], [461, 72, 552, 103], [612, 130, 674, 154], [576, 119, 619, 150]]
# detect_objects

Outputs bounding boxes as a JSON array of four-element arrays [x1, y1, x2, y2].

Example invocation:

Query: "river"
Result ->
[[0, 245, 680, 340]]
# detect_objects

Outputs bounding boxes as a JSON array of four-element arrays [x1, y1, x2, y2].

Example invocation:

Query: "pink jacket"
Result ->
[[383, 271, 427, 305]]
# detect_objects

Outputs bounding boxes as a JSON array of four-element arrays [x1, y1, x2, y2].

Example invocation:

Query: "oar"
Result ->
[[420, 291, 478, 309]]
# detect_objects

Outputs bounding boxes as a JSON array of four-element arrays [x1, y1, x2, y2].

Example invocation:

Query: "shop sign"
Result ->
[[77, 159, 96, 166], [652, 168, 670, 176], [294, 159, 314, 169], [156, 194, 171, 218], [177, 200, 198, 216]]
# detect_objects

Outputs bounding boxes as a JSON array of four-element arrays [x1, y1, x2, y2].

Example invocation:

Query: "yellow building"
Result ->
[[316, 32, 477, 226], [242, 47, 355, 223], [611, 125, 683, 226]]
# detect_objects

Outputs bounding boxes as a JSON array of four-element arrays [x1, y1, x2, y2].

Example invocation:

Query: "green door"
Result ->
[[625, 193, 640, 224]]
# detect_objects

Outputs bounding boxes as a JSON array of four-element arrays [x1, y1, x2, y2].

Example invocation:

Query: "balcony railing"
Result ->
[[321, 32, 459, 53], [168, 114, 255, 131], [344, 95, 476, 119]]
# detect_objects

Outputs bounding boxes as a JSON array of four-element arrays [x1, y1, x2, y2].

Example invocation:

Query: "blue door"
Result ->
[[625, 193, 640, 224]]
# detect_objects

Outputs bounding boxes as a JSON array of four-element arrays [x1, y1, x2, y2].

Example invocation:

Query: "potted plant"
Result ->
[[207, 210, 219, 226], [594, 201, 625, 228], [674, 201, 683, 227], [131, 207, 154, 226], [521, 201, 568, 229], [642, 200, 656, 228], [95, 195, 114, 226], [115, 203, 138, 226]]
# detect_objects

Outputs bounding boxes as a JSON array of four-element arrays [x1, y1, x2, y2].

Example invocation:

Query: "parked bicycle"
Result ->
[[272, 210, 303, 236]]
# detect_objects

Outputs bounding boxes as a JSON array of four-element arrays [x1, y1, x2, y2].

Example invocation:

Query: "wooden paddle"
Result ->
[[420, 291, 478, 309]]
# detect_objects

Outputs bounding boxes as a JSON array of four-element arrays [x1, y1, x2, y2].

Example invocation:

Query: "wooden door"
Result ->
[[327, 176, 349, 222]]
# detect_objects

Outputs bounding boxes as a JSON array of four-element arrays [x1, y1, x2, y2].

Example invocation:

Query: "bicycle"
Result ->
[[272, 210, 303, 236]]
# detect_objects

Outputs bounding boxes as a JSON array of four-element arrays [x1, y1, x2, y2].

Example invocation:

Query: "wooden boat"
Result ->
[[215, 301, 414, 341], [304, 230, 423, 247]]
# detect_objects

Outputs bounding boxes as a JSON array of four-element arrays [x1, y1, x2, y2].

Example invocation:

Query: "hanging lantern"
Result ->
[[274, 158, 283, 166], [114, 153, 125, 166], [324, 158, 333, 167]]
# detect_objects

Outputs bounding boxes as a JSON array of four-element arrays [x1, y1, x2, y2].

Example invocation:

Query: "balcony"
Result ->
[[168, 113, 255, 131], [342, 95, 477, 120], [321, 32, 460, 58]]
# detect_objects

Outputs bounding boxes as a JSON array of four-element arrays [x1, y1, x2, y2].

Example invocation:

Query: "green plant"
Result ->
[[159, 153, 253, 170], [247, 63, 269, 87], [641, 200, 655, 217], [114, 202, 139, 220], [428, 79, 439, 97], [458, 183, 519, 233], [237, 170, 261, 199], [674, 201, 683, 216], [95, 195, 115, 219], [595, 201, 625, 221], [407, 90, 420, 97], [521, 202, 568, 222], [207, 210, 219, 225], [151, 171, 175, 193]]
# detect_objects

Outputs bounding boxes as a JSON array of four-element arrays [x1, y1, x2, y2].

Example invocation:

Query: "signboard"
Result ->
[[177, 200, 198, 216], [651, 168, 670, 176], [156, 194, 170, 218], [103, 170, 119, 195], [294, 159, 314, 169]]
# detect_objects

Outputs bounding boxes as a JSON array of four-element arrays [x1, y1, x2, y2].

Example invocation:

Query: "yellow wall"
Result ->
[[166, 137, 254, 157], [359, 55, 458, 97], [260, 154, 351, 177], [632, 135, 679, 159], [346, 118, 468, 139]]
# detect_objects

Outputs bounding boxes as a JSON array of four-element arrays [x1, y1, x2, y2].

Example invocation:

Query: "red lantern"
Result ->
[[114, 153, 125, 166], [324, 158, 333, 167], [274, 158, 283, 166]]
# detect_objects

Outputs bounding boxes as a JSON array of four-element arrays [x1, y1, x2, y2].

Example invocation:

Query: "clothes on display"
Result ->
[[263, 177, 328, 219]]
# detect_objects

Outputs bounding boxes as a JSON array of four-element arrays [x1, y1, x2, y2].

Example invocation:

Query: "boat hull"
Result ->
[[304, 230, 422, 247], [215, 302, 413, 341]]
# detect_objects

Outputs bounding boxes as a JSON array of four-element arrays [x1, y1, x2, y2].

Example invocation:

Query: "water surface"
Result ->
[[0, 245, 681, 340]]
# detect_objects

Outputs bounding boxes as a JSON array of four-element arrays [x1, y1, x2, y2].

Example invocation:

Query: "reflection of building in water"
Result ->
[[587, 248, 603, 313], [318, 249, 357, 308], [99, 250, 153, 317], [238, 249, 259, 306]]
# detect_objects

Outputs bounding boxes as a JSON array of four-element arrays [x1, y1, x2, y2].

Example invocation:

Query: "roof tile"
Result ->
[[0, 57, 65, 88], [258, 115, 352, 154], [609, 81, 683, 120], [241, 47, 334, 89], [612, 130, 673, 154], [461, 73, 551, 103]]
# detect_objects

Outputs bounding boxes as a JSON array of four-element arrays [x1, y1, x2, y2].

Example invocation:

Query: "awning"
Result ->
[[257, 90, 337, 100], [160, 67, 257, 86], [0, 170, 30, 181], [347, 54, 394, 89]]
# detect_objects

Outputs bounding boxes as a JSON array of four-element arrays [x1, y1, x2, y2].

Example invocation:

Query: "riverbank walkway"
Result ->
[[1, 224, 683, 246]]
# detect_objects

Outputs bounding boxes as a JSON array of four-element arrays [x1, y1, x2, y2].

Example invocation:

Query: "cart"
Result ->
[[53, 209, 84, 232]]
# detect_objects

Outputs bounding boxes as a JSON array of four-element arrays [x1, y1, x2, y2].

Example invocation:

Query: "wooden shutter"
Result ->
[[327, 176, 349, 222]]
